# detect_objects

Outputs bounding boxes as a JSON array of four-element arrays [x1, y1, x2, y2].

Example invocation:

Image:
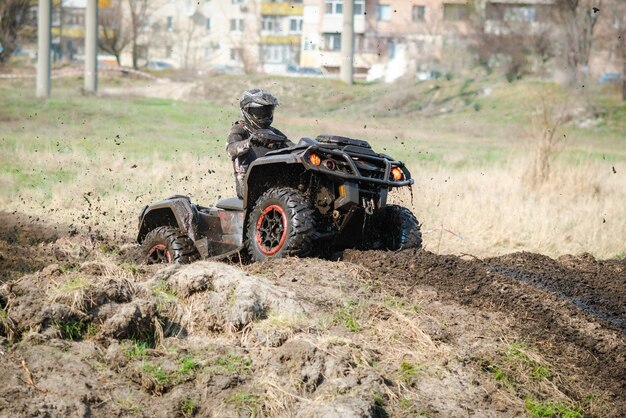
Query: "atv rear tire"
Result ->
[[374, 205, 422, 250], [140, 226, 200, 264], [246, 187, 317, 262]]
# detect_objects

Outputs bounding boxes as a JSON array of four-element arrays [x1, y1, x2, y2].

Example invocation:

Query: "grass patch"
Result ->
[[149, 279, 177, 300], [48, 277, 93, 313], [0, 307, 17, 342], [53, 319, 90, 341], [525, 397, 583, 418], [126, 339, 151, 359], [334, 300, 363, 332], [612, 250, 626, 260], [383, 296, 422, 313], [212, 354, 253, 375], [121, 262, 140, 275], [117, 396, 142, 415], [482, 361, 516, 393], [179, 356, 201, 376], [505, 341, 552, 381], [399, 361, 425, 386], [141, 360, 171, 387], [179, 398, 198, 417], [227, 391, 262, 417]]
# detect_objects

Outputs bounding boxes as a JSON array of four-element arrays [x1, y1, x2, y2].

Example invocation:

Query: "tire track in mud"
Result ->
[[343, 249, 626, 412]]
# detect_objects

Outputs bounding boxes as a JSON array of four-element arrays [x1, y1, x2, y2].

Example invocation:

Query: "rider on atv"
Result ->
[[227, 89, 293, 198]]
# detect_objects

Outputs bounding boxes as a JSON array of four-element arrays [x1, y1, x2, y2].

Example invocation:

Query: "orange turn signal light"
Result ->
[[310, 153, 321, 166], [391, 167, 404, 181]]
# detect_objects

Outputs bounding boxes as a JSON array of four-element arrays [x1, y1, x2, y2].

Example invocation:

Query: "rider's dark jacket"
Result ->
[[226, 121, 291, 198]]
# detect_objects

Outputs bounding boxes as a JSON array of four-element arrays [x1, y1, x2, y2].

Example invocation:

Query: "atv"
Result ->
[[137, 131, 421, 264]]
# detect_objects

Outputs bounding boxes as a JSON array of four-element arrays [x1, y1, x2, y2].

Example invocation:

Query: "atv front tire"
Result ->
[[373, 205, 422, 250], [246, 187, 317, 262], [140, 226, 200, 264]]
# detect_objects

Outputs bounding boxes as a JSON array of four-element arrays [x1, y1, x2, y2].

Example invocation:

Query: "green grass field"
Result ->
[[1, 73, 624, 257]]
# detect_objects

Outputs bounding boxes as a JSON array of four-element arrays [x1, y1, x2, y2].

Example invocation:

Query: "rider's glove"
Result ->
[[250, 134, 270, 147]]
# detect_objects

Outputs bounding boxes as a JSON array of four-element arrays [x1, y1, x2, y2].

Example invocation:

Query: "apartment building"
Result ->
[[142, 0, 258, 71], [141, 0, 304, 72], [259, 1, 304, 73], [300, 0, 474, 79]]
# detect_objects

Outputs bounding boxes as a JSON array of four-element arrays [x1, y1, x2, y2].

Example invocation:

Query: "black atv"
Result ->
[[137, 131, 421, 264]]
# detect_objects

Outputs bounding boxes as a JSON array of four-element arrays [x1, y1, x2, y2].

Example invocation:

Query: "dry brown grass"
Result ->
[[391, 158, 625, 258], [2, 140, 623, 258], [1, 76, 623, 259]]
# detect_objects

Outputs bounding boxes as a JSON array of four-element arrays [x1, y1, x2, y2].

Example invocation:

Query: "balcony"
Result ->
[[261, 2, 304, 16], [321, 15, 365, 34], [260, 34, 301, 45]]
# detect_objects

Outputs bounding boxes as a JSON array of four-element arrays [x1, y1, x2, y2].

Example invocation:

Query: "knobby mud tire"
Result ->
[[140, 226, 200, 265], [246, 187, 317, 262], [375, 205, 422, 251]]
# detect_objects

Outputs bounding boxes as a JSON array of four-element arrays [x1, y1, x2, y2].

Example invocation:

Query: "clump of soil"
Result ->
[[1, 212, 624, 417]]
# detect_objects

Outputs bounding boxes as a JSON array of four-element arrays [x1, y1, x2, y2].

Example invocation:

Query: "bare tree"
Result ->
[[127, 0, 150, 69], [0, 0, 30, 64], [469, 4, 556, 80], [181, 12, 206, 70], [554, 0, 602, 79], [611, 1, 626, 100], [98, 0, 131, 65], [469, 13, 530, 80]]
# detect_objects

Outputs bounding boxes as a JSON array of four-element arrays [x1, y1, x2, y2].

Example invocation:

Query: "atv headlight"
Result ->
[[309, 153, 321, 166], [391, 167, 404, 181]]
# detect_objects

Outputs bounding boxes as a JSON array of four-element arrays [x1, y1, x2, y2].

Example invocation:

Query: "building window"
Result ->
[[325, 0, 342, 14], [325, 0, 364, 15], [412, 5, 425, 21], [230, 48, 239, 61], [353, 0, 365, 15], [376, 4, 391, 21], [166, 16, 173, 31], [261, 44, 293, 64], [205, 17, 211, 31], [262, 16, 281, 32], [232, 0, 243, 4], [355, 34, 367, 52], [388, 40, 396, 59], [289, 17, 303, 33], [443, 3, 470, 21], [204, 47, 211, 60], [322, 33, 341, 51], [230, 18, 244, 31], [262, 17, 273, 32], [503, 6, 536, 22]]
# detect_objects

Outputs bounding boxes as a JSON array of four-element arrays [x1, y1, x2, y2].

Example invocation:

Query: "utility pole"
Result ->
[[84, 0, 98, 93], [340, 0, 354, 85], [36, 0, 52, 98]]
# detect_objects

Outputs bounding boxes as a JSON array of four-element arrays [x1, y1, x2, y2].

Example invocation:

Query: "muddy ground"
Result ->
[[0, 212, 624, 417]]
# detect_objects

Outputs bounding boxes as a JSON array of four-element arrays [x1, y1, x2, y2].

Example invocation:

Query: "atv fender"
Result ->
[[137, 196, 200, 244]]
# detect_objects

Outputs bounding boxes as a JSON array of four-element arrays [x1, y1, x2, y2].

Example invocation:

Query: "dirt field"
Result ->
[[1, 72, 624, 417], [1, 212, 624, 417]]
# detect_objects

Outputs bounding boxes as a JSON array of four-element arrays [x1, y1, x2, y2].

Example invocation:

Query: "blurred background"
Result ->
[[0, 0, 624, 258]]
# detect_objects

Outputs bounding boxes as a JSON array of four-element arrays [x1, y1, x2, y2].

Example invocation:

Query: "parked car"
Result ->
[[146, 60, 175, 71], [287, 64, 325, 77], [598, 72, 623, 84], [207, 64, 244, 75]]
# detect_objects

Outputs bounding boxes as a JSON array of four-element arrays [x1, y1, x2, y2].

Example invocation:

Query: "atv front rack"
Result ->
[[301, 146, 413, 188]]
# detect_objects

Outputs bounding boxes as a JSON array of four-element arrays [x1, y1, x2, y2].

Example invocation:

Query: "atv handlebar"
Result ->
[[251, 129, 288, 146]]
